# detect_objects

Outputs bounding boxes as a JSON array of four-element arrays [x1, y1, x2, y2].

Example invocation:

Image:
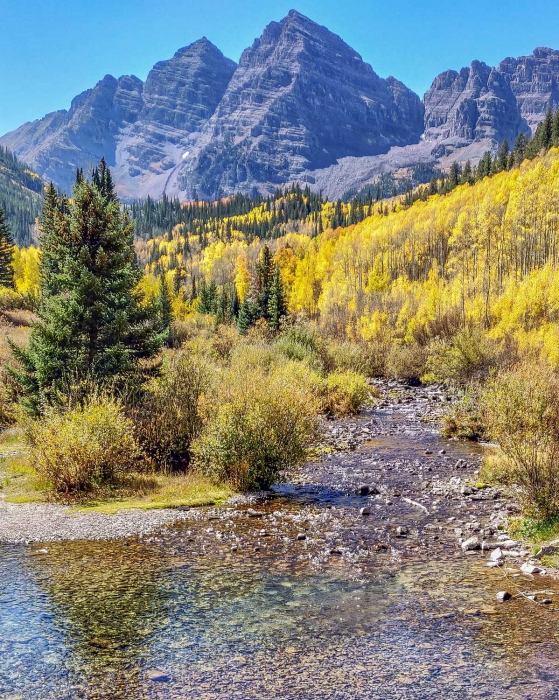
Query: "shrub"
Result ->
[[0, 287, 26, 312], [27, 396, 140, 493], [481, 364, 559, 518], [442, 385, 486, 440], [275, 323, 325, 373], [385, 343, 428, 384], [323, 341, 370, 375], [130, 350, 214, 472], [192, 363, 318, 490], [426, 328, 498, 385], [324, 370, 370, 415]]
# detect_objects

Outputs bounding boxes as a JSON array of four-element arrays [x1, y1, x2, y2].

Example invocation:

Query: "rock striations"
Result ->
[[169, 11, 424, 199], [2, 11, 559, 201]]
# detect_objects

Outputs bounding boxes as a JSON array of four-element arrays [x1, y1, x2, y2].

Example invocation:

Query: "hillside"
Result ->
[[0, 146, 43, 245], [130, 142, 559, 374], [3, 11, 558, 202]]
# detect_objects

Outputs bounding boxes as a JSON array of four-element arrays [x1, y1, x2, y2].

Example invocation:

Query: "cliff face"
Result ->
[[170, 11, 424, 198], [0, 40, 236, 195], [2, 13, 559, 202], [424, 48, 559, 159]]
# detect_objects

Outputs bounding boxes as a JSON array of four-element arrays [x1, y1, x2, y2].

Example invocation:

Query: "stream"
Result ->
[[2, 384, 559, 699]]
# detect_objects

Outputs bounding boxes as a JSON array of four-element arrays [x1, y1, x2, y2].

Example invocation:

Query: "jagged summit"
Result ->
[[2, 14, 559, 201]]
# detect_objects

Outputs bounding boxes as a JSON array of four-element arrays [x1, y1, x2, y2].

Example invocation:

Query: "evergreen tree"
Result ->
[[552, 110, 559, 148], [157, 275, 173, 346], [541, 108, 554, 150], [10, 163, 163, 414], [0, 205, 14, 288], [514, 133, 528, 165], [237, 298, 253, 335], [268, 265, 287, 333], [255, 245, 274, 319], [448, 162, 461, 189], [460, 161, 474, 185], [497, 140, 510, 171]]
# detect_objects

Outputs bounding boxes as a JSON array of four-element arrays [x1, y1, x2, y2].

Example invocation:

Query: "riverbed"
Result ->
[[2, 383, 559, 699]]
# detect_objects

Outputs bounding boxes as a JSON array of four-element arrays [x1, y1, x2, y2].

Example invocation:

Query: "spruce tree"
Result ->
[[237, 298, 253, 335], [0, 205, 14, 288], [552, 110, 559, 148], [255, 245, 274, 319], [10, 162, 163, 414], [460, 161, 474, 185], [268, 265, 287, 333], [497, 140, 510, 172]]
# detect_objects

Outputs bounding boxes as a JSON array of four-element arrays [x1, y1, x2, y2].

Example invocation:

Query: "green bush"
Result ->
[[323, 341, 370, 375], [275, 323, 325, 373], [385, 343, 428, 384], [481, 364, 559, 518], [27, 396, 140, 493], [130, 350, 214, 472], [192, 362, 318, 490], [442, 386, 486, 440], [324, 370, 370, 415], [0, 286, 26, 312], [426, 328, 498, 385]]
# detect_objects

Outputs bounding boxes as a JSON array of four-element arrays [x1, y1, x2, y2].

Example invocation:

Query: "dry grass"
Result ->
[[70, 472, 234, 513]]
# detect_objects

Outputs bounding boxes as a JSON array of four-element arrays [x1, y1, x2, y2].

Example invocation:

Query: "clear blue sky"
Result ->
[[2, 0, 559, 136]]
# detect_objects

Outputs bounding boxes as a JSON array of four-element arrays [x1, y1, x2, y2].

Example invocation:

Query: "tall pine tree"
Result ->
[[10, 162, 163, 414]]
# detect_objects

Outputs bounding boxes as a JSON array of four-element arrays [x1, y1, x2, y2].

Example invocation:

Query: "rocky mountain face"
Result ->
[[2, 10, 559, 202], [423, 47, 559, 160], [169, 11, 424, 199]]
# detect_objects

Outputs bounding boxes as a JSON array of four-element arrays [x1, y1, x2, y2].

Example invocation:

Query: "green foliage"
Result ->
[[324, 371, 370, 416], [442, 386, 486, 440], [0, 206, 14, 288], [156, 275, 172, 346], [482, 364, 559, 518], [192, 360, 318, 490], [0, 146, 43, 246], [425, 328, 498, 385], [10, 166, 163, 414], [25, 396, 141, 493], [130, 350, 214, 472], [385, 344, 428, 384]]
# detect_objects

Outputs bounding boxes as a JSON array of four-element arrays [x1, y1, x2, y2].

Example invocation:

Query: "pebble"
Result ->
[[521, 563, 543, 575], [496, 591, 512, 603], [461, 536, 480, 552], [360, 507, 371, 516], [297, 533, 307, 541]]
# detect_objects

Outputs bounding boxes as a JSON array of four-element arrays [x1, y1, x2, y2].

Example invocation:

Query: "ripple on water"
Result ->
[[2, 532, 559, 699]]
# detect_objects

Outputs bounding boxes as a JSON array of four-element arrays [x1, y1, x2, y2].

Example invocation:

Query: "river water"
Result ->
[[2, 389, 559, 699]]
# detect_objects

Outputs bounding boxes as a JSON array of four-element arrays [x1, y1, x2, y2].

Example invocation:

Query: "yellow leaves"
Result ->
[[13, 246, 40, 297], [234, 254, 251, 303]]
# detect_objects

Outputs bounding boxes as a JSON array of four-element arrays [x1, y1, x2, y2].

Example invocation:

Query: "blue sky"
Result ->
[[2, 0, 559, 135]]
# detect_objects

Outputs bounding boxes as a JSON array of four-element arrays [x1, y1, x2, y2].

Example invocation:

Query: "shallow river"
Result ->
[[2, 389, 559, 699]]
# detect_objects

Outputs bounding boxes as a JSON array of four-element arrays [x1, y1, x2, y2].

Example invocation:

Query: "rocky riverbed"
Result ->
[[3, 381, 559, 699]]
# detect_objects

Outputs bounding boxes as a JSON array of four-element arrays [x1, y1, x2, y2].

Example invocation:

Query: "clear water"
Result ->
[[2, 526, 559, 699], [2, 405, 559, 699]]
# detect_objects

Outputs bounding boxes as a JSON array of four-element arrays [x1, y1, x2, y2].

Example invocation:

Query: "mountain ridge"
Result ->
[[2, 11, 559, 201]]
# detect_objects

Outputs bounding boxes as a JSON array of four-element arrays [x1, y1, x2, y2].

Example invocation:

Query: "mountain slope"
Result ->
[[169, 10, 424, 198], [2, 12, 559, 202], [0, 146, 44, 245]]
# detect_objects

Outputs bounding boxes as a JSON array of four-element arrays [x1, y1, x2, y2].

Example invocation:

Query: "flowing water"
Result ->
[[2, 393, 559, 699]]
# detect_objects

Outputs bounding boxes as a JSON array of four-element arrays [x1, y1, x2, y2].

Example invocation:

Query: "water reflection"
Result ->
[[2, 531, 559, 699]]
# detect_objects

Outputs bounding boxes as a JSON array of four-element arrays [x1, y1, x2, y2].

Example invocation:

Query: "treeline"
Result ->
[[402, 107, 559, 209], [0, 147, 44, 246]]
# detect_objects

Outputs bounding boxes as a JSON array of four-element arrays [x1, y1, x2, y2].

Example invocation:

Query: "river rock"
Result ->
[[496, 591, 512, 603], [461, 536, 481, 551], [360, 507, 372, 516], [521, 563, 543, 575], [490, 547, 504, 561]]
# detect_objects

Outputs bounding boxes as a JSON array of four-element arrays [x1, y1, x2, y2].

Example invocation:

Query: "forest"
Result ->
[[2, 115, 559, 521]]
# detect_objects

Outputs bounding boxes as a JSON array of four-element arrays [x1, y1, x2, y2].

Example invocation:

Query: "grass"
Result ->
[[71, 472, 235, 513], [508, 515, 559, 544], [0, 426, 234, 512]]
